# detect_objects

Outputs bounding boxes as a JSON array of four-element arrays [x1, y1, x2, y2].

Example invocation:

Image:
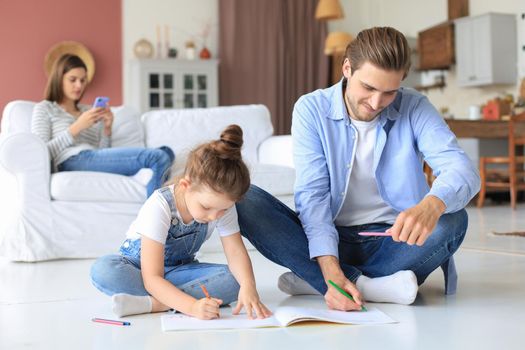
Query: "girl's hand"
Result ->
[[69, 108, 106, 137], [189, 297, 223, 320], [100, 108, 114, 136], [232, 285, 272, 319]]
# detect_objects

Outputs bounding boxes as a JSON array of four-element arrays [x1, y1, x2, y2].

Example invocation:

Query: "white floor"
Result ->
[[1, 203, 525, 350]]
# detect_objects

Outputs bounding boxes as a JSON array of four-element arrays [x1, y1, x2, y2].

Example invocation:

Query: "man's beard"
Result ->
[[345, 93, 381, 121]]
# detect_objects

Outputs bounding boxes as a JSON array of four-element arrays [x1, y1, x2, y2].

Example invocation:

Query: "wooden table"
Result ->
[[445, 119, 508, 139]]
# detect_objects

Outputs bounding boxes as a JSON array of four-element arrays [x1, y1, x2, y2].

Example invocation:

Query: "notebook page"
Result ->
[[161, 312, 279, 331], [274, 306, 396, 326]]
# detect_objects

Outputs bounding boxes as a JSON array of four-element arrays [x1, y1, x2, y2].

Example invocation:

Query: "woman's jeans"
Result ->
[[90, 186, 239, 305], [236, 185, 468, 295], [57, 146, 174, 197]]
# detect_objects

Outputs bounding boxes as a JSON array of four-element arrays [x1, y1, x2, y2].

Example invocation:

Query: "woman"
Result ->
[[31, 54, 174, 197]]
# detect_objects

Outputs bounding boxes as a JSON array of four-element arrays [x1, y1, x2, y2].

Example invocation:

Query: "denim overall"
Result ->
[[91, 187, 240, 302], [119, 187, 208, 267]]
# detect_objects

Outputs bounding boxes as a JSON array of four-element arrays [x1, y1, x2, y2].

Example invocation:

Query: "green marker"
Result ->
[[328, 279, 367, 311]]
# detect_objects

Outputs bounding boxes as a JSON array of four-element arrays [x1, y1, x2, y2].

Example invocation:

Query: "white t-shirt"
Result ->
[[335, 117, 398, 226], [125, 185, 240, 244]]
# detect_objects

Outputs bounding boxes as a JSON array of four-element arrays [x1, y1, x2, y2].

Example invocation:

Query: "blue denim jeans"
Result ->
[[90, 187, 239, 304], [57, 146, 174, 197], [90, 256, 239, 304], [236, 185, 468, 295]]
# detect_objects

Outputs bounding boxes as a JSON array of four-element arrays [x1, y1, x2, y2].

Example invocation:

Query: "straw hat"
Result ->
[[44, 41, 96, 82]]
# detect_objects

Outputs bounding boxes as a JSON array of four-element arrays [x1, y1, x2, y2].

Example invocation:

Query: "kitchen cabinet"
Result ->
[[418, 21, 455, 70], [455, 13, 517, 87]]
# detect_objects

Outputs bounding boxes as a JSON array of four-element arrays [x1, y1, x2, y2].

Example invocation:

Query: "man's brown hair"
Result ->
[[345, 27, 411, 79]]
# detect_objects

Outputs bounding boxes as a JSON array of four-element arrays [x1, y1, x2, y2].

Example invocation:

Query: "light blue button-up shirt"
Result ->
[[291, 79, 480, 259]]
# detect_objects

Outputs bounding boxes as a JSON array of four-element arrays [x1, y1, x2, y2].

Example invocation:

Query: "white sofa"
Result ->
[[0, 101, 295, 261]]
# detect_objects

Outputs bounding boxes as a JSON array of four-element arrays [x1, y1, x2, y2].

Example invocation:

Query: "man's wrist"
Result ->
[[425, 195, 446, 215], [317, 255, 344, 281]]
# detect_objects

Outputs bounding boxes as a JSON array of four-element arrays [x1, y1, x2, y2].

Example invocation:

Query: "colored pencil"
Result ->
[[358, 231, 392, 236], [92, 318, 131, 326], [200, 284, 211, 299]]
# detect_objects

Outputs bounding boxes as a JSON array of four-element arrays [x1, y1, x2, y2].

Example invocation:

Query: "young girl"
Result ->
[[90, 125, 272, 320], [31, 53, 174, 197]]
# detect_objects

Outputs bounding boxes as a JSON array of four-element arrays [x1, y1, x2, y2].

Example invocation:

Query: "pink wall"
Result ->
[[0, 0, 122, 116]]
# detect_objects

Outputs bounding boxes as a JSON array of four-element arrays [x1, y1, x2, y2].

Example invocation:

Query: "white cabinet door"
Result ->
[[455, 13, 517, 87], [455, 18, 474, 86], [471, 15, 492, 84], [130, 59, 219, 113], [143, 70, 176, 109], [180, 71, 216, 109], [519, 11, 525, 78]]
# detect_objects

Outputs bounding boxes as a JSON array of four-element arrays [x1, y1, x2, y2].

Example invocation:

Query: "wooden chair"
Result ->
[[477, 112, 525, 209]]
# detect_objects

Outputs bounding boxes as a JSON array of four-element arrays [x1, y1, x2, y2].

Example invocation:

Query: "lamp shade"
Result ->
[[315, 0, 344, 20], [324, 32, 352, 55]]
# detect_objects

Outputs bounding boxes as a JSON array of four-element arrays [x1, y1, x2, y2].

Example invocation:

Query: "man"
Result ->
[[236, 27, 480, 311]]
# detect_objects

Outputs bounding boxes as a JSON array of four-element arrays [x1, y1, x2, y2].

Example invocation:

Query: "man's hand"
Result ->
[[317, 255, 363, 311], [388, 195, 446, 246]]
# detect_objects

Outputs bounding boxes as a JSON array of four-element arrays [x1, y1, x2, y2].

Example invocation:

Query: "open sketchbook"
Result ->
[[161, 306, 396, 331]]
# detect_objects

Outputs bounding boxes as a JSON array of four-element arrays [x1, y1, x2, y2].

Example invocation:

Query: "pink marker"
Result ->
[[358, 231, 392, 236]]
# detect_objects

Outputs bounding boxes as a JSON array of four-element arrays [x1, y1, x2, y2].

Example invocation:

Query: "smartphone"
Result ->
[[93, 96, 110, 108]]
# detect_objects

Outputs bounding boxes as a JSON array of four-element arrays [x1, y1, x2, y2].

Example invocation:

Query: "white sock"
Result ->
[[130, 168, 153, 186], [112, 293, 153, 317], [278, 270, 418, 305], [356, 270, 418, 305], [277, 272, 321, 295]]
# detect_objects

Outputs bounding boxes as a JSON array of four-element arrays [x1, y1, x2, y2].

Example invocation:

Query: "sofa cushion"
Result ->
[[1, 100, 35, 134], [142, 105, 274, 176], [111, 106, 145, 148], [50, 171, 146, 203], [250, 164, 295, 196]]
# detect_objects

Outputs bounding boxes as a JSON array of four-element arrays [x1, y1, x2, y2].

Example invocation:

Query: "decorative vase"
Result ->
[[185, 41, 196, 60], [168, 48, 178, 58], [133, 39, 154, 59], [199, 47, 211, 59]]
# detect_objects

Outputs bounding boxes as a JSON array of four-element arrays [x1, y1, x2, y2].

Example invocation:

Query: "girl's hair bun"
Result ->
[[211, 124, 243, 160], [184, 123, 250, 201]]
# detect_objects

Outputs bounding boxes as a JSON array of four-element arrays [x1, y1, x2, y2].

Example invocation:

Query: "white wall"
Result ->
[[122, 0, 218, 105], [330, 0, 446, 37]]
